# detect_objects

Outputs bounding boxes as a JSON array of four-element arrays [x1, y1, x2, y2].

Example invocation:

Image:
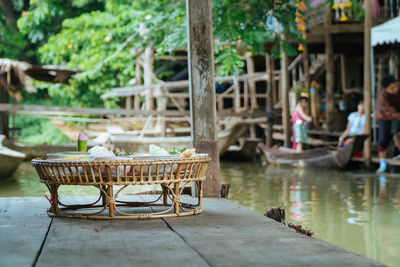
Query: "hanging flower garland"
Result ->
[[295, 1, 307, 51], [332, 0, 352, 22]]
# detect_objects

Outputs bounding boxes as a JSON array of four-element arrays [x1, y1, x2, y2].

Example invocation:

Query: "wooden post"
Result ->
[[0, 82, 9, 138], [266, 53, 273, 147], [143, 47, 154, 111], [186, 0, 220, 197], [125, 95, 132, 110], [303, 45, 310, 92], [245, 52, 258, 110], [363, 0, 372, 167], [340, 54, 347, 92], [134, 62, 142, 110], [303, 46, 311, 129], [281, 38, 291, 148], [324, 6, 335, 131]]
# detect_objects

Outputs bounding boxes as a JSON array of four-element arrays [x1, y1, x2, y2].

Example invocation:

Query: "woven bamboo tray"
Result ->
[[31, 155, 211, 219]]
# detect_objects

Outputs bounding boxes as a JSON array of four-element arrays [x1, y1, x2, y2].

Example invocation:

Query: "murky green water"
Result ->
[[1, 161, 399, 266], [220, 161, 400, 267]]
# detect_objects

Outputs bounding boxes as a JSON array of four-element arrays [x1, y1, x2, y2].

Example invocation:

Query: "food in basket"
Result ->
[[181, 148, 196, 158], [149, 144, 169, 156], [169, 146, 186, 155], [88, 146, 114, 157], [116, 151, 133, 156]]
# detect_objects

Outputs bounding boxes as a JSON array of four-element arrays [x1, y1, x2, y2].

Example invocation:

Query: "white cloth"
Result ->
[[347, 112, 365, 137]]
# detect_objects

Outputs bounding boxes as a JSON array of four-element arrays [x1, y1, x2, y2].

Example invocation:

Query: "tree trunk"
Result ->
[[0, 0, 18, 32], [187, 0, 220, 197]]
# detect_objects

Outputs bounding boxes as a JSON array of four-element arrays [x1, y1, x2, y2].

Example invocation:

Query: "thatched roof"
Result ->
[[0, 59, 34, 92], [0, 59, 80, 93]]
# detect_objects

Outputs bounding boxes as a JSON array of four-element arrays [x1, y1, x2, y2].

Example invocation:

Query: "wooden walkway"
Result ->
[[0, 196, 383, 267]]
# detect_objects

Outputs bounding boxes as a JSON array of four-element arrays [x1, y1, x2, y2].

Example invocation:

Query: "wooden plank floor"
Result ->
[[0, 196, 384, 267]]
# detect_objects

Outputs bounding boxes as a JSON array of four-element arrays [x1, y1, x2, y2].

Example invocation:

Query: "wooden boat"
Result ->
[[0, 135, 26, 179], [5, 141, 75, 160], [223, 138, 263, 160], [258, 134, 368, 169]]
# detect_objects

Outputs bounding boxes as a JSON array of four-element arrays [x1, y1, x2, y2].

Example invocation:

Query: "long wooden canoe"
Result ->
[[258, 135, 368, 169]]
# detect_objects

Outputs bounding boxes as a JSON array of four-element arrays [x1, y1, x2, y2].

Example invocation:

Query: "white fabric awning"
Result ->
[[371, 16, 400, 46]]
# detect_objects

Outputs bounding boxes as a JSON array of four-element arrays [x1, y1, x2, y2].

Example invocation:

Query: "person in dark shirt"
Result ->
[[376, 74, 400, 173]]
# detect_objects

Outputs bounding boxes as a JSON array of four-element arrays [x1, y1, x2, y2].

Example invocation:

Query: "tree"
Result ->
[[0, 0, 104, 61], [28, 0, 300, 108]]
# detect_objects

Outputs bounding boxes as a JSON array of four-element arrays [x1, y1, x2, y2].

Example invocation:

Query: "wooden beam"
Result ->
[[0, 86, 8, 137], [0, 103, 270, 118], [101, 72, 268, 99], [144, 47, 154, 111], [266, 54, 273, 147], [340, 54, 347, 91], [134, 62, 142, 110], [324, 6, 335, 131], [363, 0, 372, 167], [186, 0, 220, 197], [303, 46, 310, 92], [245, 52, 258, 110], [281, 37, 291, 148]]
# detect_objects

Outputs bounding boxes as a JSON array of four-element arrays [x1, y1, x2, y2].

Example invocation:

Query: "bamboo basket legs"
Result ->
[[45, 181, 204, 220]]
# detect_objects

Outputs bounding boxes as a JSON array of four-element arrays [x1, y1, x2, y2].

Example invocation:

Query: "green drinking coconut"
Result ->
[[77, 132, 88, 152]]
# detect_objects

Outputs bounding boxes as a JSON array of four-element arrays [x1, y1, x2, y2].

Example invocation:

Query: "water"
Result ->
[[1, 162, 400, 266], [220, 161, 400, 267]]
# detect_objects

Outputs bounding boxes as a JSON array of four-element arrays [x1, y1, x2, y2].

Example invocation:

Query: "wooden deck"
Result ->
[[0, 196, 383, 266]]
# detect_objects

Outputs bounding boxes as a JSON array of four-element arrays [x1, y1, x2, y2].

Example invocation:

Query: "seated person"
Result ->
[[338, 99, 365, 147], [292, 95, 312, 152]]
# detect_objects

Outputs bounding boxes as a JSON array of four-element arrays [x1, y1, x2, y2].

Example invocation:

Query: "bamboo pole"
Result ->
[[266, 53, 273, 147], [144, 47, 154, 111], [134, 62, 142, 110], [186, 0, 220, 197], [281, 38, 291, 148], [303, 45, 310, 92], [324, 6, 335, 131], [340, 54, 347, 92], [364, 0, 372, 167], [245, 52, 258, 110]]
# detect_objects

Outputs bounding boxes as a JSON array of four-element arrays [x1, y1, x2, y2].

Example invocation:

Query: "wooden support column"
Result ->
[[186, 0, 220, 197], [245, 52, 258, 110], [125, 95, 132, 110], [266, 54, 273, 147], [303, 45, 310, 92], [324, 6, 335, 131], [363, 0, 372, 167], [281, 38, 291, 148], [340, 54, 347, 91], [0, 81, 9, 137], [134, 62, 142, 110], [143, 47, 154, 111]]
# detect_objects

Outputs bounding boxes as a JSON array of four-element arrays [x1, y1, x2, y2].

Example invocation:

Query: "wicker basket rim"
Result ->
[[31, 156, 211, 166]]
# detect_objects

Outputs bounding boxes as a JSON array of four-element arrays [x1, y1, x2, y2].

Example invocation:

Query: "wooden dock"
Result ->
[[0, 196, 383, 266]]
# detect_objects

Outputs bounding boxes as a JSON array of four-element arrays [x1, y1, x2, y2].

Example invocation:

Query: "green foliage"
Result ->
[[0, 0, 104, 61], [13, 116, 71, 145], [169, 146, 186, 155], [10, 90, 71, 145], [18, 0, 104, 44], [32, 0, 300, 107]]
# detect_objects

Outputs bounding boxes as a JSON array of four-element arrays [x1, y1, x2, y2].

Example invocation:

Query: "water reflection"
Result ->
[[220, 161, 400, 266]]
